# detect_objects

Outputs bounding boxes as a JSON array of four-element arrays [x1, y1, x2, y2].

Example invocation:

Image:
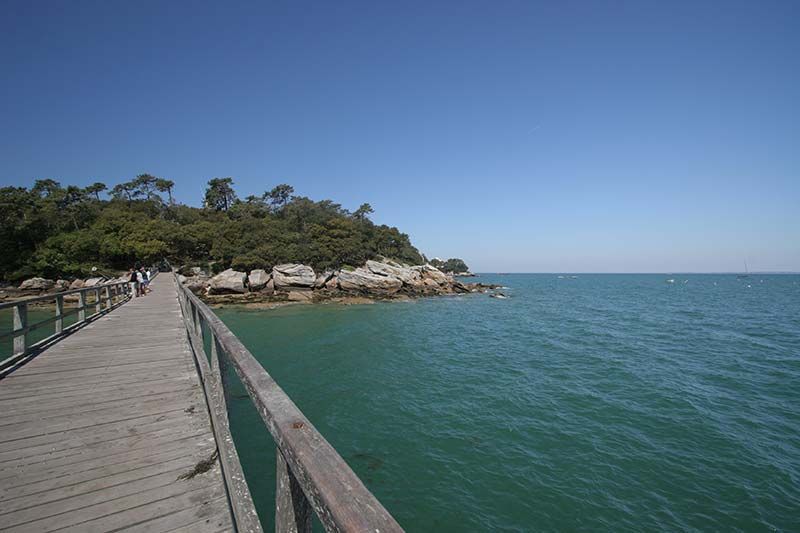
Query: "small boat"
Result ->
[[737, 260, 750, 279], [666, 279, 675, 284], [490, 292, 508, 299], [557, 275, 565, 279]]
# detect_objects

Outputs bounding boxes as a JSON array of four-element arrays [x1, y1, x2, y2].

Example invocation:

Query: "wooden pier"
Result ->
[[0, 273, 403, 532], [0, 275, 233, 532]]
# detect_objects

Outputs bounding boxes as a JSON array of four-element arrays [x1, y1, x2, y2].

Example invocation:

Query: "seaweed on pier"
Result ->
[[178, 449, 219, 480]]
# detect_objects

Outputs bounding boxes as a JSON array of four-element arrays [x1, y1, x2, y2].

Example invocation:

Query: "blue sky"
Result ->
[[1, 1, 798, 272]]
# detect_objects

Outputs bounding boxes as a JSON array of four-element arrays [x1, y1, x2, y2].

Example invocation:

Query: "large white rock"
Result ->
[[337, 268, 402, 294], [413, 264, 450, 285], [83, 277, 105, 287], [209, 269, 247, 294], [248, 269, 270, 291], [185, 276, 209, 294], [19, 278, 55, 291], [272, 264, 316, 289], [365, 260, 420, 284]]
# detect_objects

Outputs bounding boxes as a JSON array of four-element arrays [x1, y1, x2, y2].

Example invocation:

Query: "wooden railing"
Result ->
[[173, 272, 404, 533], [0, 279, 134, 374]]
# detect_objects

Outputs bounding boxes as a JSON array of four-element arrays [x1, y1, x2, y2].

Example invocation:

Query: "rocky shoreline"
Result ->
[[0, 260, 499, 307], [180, 260, 499, 306]]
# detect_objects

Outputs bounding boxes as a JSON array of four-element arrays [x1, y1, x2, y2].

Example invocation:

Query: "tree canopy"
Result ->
[[0, 177, 425, 281], [430, 257, 470, 273]]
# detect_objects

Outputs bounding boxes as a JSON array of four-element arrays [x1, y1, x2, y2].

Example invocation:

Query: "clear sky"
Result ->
[[1, 1, 798, 272]]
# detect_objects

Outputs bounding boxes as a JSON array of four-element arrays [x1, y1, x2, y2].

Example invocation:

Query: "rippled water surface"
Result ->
[[217, 274, 800, 531]]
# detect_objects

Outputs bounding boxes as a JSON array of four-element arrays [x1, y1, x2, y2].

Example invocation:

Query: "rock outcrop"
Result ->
[[69, 279, 85, 290], [54, 280, 70, 291], [248, 269, 270, 291], [365, 260, 421, 284], [272, 264, 315, 289], [19, 278, 55, 291], [209, 269, 247, 294], [314, 271, 335, 289], [84, 277, 105, 287], [182, 258, 490, 305], [185, 276, 209, 294], [337, 268, 402, 294]]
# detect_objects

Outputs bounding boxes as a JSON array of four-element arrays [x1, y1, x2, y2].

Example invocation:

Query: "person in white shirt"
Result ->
[[136, 269, 145, 296]]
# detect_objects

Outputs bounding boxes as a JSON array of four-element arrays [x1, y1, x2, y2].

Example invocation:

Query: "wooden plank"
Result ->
[[0, 426, 208, 486], [1, 447, 210, 512], [41, 484, 230, 533], [1, 432, 214, 487], [123, 497, 233, 533], [2, 466, 227, 532], [0, 382, 197, 421], [0, 389, 197, 427], [0, 400, 197, 456]]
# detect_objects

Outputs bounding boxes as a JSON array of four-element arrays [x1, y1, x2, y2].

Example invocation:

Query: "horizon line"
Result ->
[[469, 271, 800, 275]]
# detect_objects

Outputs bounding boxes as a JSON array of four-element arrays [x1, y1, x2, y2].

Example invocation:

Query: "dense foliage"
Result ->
[[0, 177, 424, 281], [430, 257, 470, 273]]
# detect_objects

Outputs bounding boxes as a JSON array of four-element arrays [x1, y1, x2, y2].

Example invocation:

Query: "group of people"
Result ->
[[128, 267, 152, 297]]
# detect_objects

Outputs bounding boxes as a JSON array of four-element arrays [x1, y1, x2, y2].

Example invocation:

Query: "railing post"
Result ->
[[276, 451, 312, 533], [95, 288, 101, 314], [105, 286, 111, 309], [12, 303, 28, 356], [192, 301, 200, 334], [55, 295, 64, 334], [78, 290, 86, 322]]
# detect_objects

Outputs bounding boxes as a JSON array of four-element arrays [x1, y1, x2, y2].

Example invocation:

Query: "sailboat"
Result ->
[[737, 260, 750, 279]]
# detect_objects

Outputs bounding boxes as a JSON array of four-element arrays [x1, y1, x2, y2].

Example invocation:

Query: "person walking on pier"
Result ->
[[128, 268, 140, 297], [139, 268, 149, 294], [136, 268, 146, 296]]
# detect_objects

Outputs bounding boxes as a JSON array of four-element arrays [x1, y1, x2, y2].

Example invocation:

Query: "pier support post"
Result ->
[[13, 303, 28, 356], [55, 295, 64, 334], [78, 290, 86, 322], [276, 450, 312, 533]]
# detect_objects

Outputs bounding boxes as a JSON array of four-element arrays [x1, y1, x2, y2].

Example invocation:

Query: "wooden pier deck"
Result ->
[[0, 275, 234, 532]]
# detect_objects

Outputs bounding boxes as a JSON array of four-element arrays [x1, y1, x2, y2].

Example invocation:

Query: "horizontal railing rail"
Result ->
[[0, 272, 159, 374], [173, 271, 404, 533]]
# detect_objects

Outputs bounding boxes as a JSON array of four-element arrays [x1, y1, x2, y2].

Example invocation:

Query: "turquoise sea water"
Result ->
[[217, 274, 800, 531]]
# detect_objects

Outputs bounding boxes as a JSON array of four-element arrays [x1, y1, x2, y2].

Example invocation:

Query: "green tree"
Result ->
[[59, 185, 89, 230], [132, 174, 159, 201], [84, 182, 107, 200], [110, 181, 141, 203], [353, 203, 374, 221], [32, 179, 62, 198], [264, 184, 294, 212], [155, 178, 175, 204], [204, 178, 237, 211]]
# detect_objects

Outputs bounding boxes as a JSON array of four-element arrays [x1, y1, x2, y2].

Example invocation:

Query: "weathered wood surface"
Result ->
[[0, 275, 234, 532]]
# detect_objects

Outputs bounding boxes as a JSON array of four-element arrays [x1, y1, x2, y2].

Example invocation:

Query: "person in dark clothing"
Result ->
[[128, 268, 140, 297]]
